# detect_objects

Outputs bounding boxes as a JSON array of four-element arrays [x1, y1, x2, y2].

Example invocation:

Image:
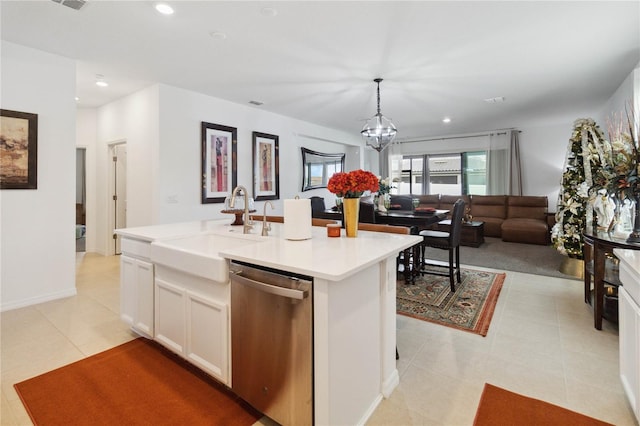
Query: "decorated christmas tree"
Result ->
[[551, 118, 606, 259]]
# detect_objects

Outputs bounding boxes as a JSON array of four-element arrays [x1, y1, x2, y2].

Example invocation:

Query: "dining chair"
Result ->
[[249, 214, 284, 223], [250, 215, 337, 227], [358, 201, 376, 223], [358, 223, 417, 282], [419, 199, 465, 292], [311, 218, 339, 227], [309, 196, 326, 214]]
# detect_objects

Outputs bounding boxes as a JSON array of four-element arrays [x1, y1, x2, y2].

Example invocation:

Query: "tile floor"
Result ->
[[1, 253, 637, 425]]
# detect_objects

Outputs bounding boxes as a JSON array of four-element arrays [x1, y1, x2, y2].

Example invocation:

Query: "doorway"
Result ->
[[110, 143, 127, 255], [76, 148, 86, 252]]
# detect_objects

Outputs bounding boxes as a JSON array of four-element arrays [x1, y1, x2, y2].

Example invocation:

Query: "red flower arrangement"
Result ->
[[327, 169, 379, 198]]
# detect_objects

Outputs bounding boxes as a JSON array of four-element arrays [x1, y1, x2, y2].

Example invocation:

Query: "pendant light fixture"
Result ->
[[361, 78, 397, 152]]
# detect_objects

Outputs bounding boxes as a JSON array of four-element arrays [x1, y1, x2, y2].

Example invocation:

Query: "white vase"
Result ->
[[377, 194, 387, 212]]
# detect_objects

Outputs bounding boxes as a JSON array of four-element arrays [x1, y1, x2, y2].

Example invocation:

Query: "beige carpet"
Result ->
[[427, 237, 575, 279]]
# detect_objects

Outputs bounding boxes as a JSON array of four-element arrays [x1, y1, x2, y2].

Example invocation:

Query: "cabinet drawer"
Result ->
[[619, 260, 640, 306], [121, 238, 151, 259]]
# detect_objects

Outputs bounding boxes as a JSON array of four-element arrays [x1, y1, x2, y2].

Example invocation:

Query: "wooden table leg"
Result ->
[[593, 241, 605, 330], [403, 248, 411, 283], [584, 240, 593, 304]]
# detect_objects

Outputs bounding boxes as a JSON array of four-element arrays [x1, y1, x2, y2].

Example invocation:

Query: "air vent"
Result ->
[[51, 0, 87, 11], [249, 100, 264, 106], [484, 96, 506, 103]]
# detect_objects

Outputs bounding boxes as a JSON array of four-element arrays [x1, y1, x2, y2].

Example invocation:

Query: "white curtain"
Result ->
[[509, 130, 523, 195], [487, 132, 509, 195], [379, 146, 389, 179], [388, 142, 403, 192]]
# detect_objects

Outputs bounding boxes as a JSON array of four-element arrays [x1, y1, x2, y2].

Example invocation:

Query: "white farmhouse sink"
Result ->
[[150, 233, 259, 282]]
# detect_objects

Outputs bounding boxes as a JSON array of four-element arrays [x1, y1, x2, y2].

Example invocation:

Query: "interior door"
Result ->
[[113, 144, 127, 254]]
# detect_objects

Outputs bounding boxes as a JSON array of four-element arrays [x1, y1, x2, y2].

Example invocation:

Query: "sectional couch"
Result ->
[[389, 194, 551, 245]]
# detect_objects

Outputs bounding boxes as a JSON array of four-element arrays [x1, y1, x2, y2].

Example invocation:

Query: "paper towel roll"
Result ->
[[284, 198, 312, 240]]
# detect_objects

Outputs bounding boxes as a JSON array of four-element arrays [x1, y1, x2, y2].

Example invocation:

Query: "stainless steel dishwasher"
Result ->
[[230, 261, 313, 426]]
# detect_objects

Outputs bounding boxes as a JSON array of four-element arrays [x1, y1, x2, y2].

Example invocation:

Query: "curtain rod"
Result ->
[[398, 129, 521, 144]]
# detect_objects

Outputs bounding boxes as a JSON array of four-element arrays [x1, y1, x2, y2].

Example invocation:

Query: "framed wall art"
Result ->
[[201, 122, 237, 203], [252, 132, 279, 201], [0, 109, 38, 189]]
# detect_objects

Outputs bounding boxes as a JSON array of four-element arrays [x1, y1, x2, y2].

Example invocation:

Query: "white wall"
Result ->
[[154, 84, 361, 224], [95, 86, 159, 255], [597, 64, 637, 135], [518, 121, 574, 211], [1, 42, 76, 311]]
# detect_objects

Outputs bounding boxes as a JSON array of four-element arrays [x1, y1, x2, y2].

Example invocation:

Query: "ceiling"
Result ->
[[1, 1, 639, 140]]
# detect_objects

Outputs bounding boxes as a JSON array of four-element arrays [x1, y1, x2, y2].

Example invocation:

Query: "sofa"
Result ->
[[391, 194, 551, 245]]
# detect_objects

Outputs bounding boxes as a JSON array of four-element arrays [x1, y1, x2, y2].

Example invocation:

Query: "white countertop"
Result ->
[[220, 223, 421, 281], [115, 219, 230, 242], [118, 220, 421, 281]]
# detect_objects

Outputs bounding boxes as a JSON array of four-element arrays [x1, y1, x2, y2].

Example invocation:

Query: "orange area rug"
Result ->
[[14, 338, 261, 426], [474, 383, 614, 425]]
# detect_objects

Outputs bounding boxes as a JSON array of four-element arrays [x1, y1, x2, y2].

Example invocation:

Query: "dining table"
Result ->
[[314, 208, 448, 229], [583, 228, 640, 330], [313, 208, 449, 282]]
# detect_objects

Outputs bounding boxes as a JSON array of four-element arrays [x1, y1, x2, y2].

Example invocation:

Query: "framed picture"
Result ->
[[252, 132, 279, 201], [0, 109, 38, 189], [201, 122, 237, 203]]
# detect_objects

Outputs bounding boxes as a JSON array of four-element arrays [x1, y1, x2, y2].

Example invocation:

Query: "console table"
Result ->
[[583, 229, 640, 330]]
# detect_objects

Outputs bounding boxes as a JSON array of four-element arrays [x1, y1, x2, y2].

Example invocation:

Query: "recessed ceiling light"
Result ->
[[442, 117, 451, 124], [155, 3, 174, 15], [95, 74, 108, 87], [261, 7, 277, 17], [484, 96, 505, 103], [75, 96, 80, 102], [209, 31, 227, 40]]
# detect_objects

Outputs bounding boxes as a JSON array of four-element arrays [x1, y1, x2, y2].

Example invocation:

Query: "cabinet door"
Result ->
[[186, 291, 229, 384], [619, 287, 640, 423], [134, 260, 154, 337], [120, 255, 137, 326], [155, 278, 186, 355]]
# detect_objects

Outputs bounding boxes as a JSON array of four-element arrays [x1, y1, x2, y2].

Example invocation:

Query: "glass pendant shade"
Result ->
[[361, 78, 397, 152]]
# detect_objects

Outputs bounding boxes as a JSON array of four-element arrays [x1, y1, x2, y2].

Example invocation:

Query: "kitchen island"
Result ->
[[116, 219, 421, 426]]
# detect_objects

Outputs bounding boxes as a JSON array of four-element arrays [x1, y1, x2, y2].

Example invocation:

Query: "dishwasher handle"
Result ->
[[230, 270, 309, 300]]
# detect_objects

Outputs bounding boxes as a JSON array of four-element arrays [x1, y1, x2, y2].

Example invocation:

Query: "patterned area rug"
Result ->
[[397, 268, 506, 336]]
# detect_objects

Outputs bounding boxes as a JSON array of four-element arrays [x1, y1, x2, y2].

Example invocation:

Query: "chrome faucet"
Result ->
[[261, 201, 275, 236], [229, 185, 253, 234]]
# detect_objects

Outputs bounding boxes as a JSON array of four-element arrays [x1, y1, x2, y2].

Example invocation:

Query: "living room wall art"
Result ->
[[252, 131, 279, 201], [0, 109, 38, 189], [201, 122, 237, 203]]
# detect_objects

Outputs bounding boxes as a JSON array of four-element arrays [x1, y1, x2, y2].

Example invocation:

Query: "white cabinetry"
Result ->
[[154, 265, 229, 385], [619, 287, 640, 423], [615, 248, 640, 425], [120, 238, 154, 338]]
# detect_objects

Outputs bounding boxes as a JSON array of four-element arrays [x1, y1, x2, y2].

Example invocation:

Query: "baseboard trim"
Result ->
[[1, 287, 77, 312]]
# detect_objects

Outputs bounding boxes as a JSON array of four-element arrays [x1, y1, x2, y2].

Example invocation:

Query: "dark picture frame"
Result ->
[[0, 109, 38, 189], [252, 132, 279, 201], [201, 122, 237, 203]]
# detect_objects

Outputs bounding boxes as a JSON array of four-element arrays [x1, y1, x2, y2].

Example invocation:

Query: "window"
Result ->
[[399, 156, 423, 194], [400, 151, 487, 195], [428, 154, 461, 195], [463, 151, 487, 195]]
